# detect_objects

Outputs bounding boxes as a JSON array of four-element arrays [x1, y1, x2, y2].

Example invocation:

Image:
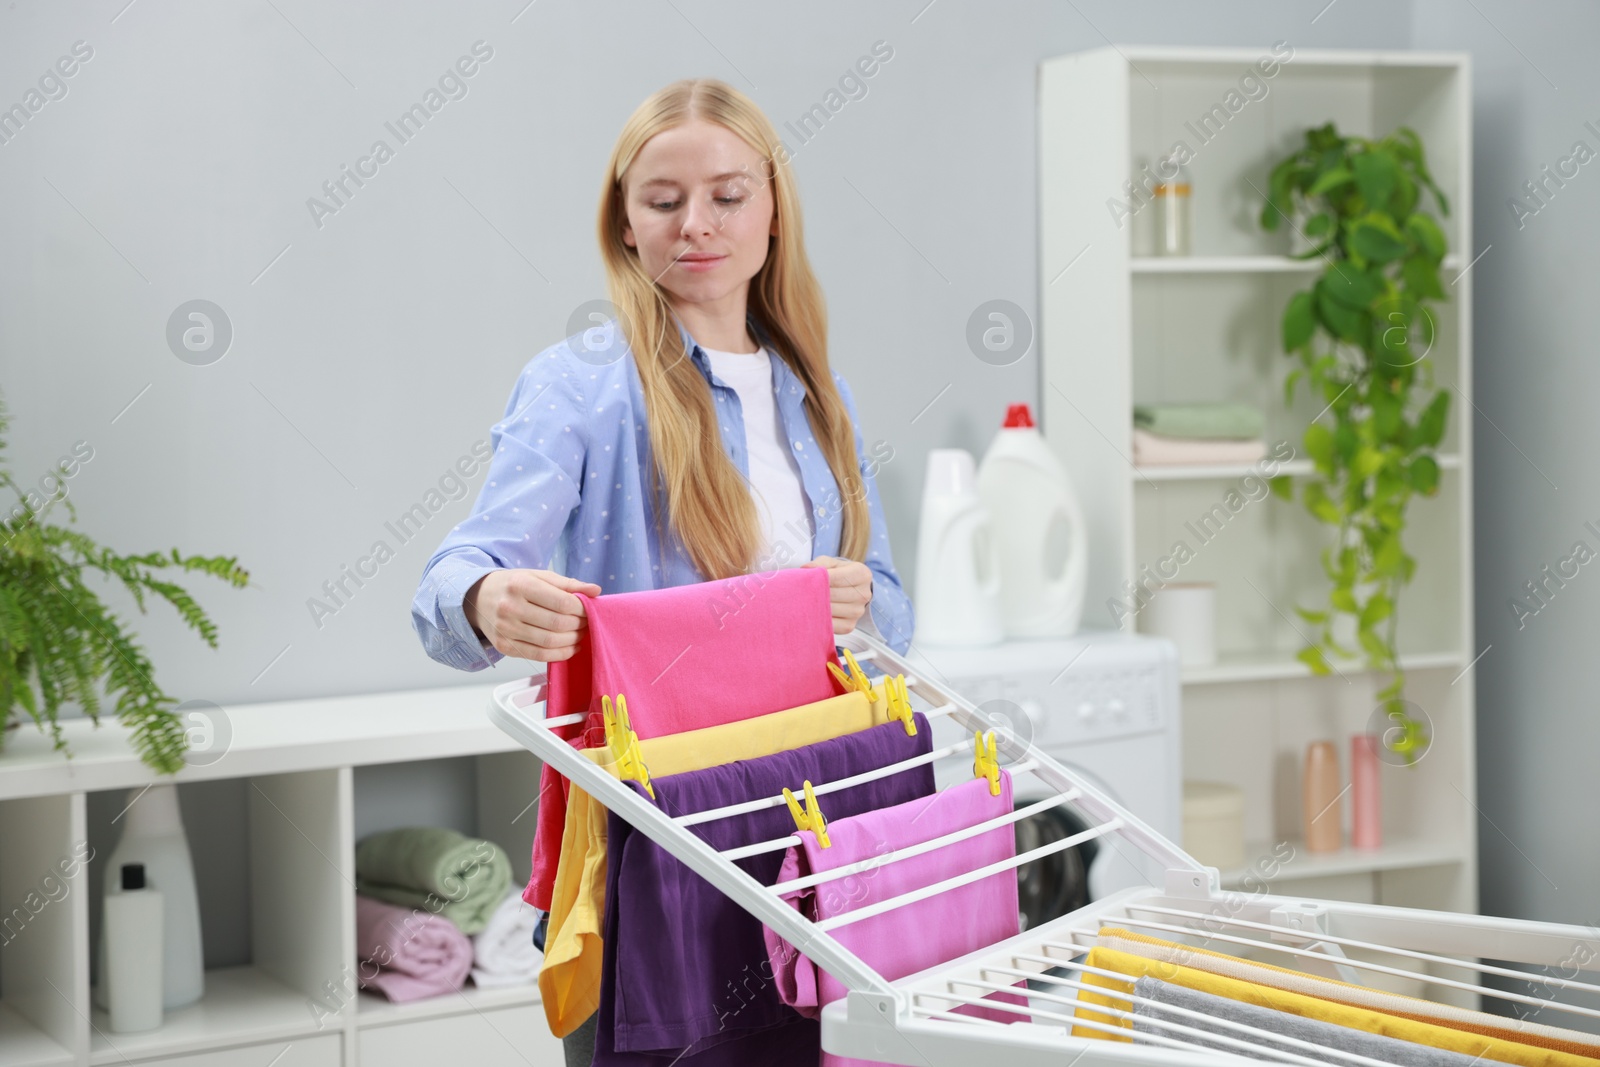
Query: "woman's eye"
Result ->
[[651, 200, 679, 211], [717, 196, 744, 205]]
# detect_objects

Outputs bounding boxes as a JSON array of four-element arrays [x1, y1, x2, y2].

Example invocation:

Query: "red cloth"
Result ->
[[522, 567, 842, 910]]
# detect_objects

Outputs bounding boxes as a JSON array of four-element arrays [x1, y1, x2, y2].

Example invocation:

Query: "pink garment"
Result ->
[[355, 894, 473, 1003], [1132, 428, 1267, 466], [764, 773, 1024, 1065], [525, 567, 843, 910]]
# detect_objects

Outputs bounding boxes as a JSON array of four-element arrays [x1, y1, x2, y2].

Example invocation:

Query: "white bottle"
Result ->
[[96, 784, 205, 1011], [105, 863, 164, 1032], [914, 449, 1003, 645], [976, 404, 1089, 637]]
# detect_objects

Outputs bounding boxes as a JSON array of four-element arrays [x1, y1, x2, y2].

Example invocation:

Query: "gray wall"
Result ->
[[10, 0, 1591, 935], [1408, 2, 1600, 934]]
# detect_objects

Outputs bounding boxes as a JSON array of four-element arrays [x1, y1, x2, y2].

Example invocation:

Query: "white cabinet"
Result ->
[[0, 682, 554, 1067], [1039, 47, 1478, 919]]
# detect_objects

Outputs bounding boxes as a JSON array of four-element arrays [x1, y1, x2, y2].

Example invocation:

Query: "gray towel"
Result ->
[[1130, 976, 1485, 1067]]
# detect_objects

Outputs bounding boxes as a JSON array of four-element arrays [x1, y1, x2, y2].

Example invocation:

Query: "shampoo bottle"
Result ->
[[96, 784, 204, 1011], [105, 863, 164, 1033]]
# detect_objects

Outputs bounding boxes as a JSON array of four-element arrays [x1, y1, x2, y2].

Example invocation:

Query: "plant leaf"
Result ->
[[1350, 216, 1409, 263], [1283, 290, 1316, 351], [1353, 150, 1399, 211], [1309, 167, 1355, 196], [1416, 391, 1451, 448], [1408, 454, 1441, 494], [1406, 213, 1447, 261]]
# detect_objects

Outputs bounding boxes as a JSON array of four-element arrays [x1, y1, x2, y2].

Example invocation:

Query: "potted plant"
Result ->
[[0, 395, 250, 773], [1260, 121, 1451, 763]]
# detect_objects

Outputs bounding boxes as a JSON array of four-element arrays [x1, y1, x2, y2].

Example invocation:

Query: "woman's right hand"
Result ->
[[464, 569, 601, 662]]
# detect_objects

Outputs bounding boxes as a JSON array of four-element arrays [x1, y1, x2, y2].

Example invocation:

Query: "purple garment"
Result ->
[[592, 715, 936, 1066]]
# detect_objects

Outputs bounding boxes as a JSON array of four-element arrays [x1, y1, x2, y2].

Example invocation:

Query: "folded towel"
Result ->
[[1133, 428, 1267, 467], [1134, 403, 1265, 440], [470, 888, 543, 989], [356, 828, 513, 935], [356, 894, 473, 1003]]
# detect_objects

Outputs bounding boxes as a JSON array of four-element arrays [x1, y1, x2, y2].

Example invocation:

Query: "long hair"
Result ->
[[596, 78, 869, 581]]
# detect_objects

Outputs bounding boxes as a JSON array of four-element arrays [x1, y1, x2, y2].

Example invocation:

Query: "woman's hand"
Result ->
[[463, 569, 601, 662], [802, 556, 874, 634]]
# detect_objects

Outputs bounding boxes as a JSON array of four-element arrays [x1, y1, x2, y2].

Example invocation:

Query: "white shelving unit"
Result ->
[[1040, 47, 1477, 913], [0, 683, 565, 1067]]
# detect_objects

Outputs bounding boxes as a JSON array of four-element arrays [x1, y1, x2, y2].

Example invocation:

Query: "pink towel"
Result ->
[[356, 894, 473, 1003], [1131, 428, 1267, 466], [525, 567, 842, 910], [764, 774, 1024, 1065]]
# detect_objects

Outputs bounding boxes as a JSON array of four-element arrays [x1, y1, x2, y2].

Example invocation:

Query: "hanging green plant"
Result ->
[[0, 394, 250, 773], [1260, 121, 1451, 764]]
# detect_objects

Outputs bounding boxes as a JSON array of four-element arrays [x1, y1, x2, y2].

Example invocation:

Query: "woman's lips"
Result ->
[[678, 254, 726, 272]]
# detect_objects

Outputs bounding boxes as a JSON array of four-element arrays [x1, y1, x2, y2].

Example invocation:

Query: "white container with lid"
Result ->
[[1182, 780, 1245, 872], [915, 449, 1004, 645], [976, 403, 1088, 637]]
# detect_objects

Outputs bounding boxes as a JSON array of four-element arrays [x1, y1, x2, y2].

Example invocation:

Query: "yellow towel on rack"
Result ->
[[1095, 927, 1600, 1060], [1071, 944, 1600, 1067], [538, 687, 890, 1035]]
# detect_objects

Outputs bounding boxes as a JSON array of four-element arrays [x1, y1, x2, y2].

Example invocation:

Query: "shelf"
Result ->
[[356, 983, 540, 1028], [0, 678, 524, 801], [1218, 838, 1466, 887], [1135, 455, 1462, 482], [1132, 254, 1464, 274], [89, 966, 321, 1064], [1181, 649, 1464, 686], [0, 1002, 73, 1067]]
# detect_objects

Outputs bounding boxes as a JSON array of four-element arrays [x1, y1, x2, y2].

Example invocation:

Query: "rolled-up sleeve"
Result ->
[[833, 372, 914, 654], [411, 348, 591, 671]]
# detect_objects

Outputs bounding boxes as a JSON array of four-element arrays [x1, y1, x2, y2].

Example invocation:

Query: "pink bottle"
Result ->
[[1302, 741, 1342, 853], [1351, 734, 1382, 850]]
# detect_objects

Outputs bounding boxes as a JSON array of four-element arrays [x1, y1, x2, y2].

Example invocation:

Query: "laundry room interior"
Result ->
[[1, 2, 1597, 1066]]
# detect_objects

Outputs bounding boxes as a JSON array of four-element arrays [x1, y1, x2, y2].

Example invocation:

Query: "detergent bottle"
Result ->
[[915, 449, 1004, 645], [976, 403, 1088, 637]]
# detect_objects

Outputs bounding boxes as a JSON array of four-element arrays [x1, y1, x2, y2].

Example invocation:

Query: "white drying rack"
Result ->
[[489, 629, 1600, 1066]]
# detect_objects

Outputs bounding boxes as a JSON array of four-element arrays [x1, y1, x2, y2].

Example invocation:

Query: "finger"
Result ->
[[491, 631, 580, 662], [520, 575, 591, 618], [495, 623, 583, 657], [544, 571, 603, 596]]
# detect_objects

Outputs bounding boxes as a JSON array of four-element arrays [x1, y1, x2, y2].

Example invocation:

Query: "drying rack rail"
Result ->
[[489, 629, 1600, 1067]]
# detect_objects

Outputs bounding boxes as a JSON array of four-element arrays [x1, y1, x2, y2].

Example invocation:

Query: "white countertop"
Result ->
[[0, 677, 542, 800]]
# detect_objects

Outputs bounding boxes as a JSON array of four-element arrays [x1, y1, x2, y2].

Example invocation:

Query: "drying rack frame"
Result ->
[[488, 629, 1600, 1067]]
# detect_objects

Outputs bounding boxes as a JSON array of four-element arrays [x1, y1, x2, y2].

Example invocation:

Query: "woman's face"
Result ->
[[620, 119, 777, 313]]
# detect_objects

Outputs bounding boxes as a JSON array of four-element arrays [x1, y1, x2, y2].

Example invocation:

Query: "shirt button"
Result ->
[[815, 506, 825, 518]]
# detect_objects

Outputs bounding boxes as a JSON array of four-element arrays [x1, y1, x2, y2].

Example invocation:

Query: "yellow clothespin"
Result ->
[[783, 779, 831, 848], [884, 674, 917, 736], [973, 729, 1001, 796], [602, 693, 655, 799], [827, 648, 874, 696]]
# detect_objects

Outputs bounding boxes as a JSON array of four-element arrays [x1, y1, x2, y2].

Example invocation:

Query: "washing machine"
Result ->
[[907, 629, 1182, 930]]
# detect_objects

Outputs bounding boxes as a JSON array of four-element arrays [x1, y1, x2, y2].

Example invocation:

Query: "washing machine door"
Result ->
[[1015, 802, 1096, 931]]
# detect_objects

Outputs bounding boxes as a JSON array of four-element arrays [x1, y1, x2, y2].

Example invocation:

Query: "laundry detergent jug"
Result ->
[[915, 449, 1003, 645], [977, 403, 1088, 637]]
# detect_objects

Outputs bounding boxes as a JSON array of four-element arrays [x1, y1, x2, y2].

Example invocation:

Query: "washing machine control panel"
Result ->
[[947, 667, 1166, 747]]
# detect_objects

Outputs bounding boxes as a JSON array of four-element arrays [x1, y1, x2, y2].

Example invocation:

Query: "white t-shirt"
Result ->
[[703, 344, 814, 567]]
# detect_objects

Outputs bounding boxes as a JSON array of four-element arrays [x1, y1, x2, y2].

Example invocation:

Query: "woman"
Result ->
[[409, 78, 913, 1061]]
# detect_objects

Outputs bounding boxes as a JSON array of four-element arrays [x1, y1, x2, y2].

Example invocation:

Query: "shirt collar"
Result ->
[[674, 312, 806, 400]]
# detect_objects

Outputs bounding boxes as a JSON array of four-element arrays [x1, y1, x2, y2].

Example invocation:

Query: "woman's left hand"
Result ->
[[802, 556, 873, 633]]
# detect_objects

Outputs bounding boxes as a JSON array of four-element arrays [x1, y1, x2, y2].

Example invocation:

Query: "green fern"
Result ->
[[0, 394, 249, 774]]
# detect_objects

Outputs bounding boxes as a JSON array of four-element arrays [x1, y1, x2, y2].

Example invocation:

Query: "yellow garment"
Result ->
[[1072, 944, 1600, 1067], [1097, 927, 1600, 1060], [538, 688, 889, 1035], [537, 786, 607, 1036]]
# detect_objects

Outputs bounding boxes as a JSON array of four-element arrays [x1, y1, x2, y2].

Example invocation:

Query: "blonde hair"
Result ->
[[596, 78, 869, 580]]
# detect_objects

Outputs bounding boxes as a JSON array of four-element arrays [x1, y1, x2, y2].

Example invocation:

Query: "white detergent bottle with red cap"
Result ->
[[976, 403, 1088, 637]]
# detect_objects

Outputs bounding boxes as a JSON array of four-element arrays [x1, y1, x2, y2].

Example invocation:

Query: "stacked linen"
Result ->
[[470, 888, 543, 990], [354, 827, 515, 1001], [762, 772, 1024, 1065], [354, 895, 473, 1003], [1133, 403, 1267, 466]]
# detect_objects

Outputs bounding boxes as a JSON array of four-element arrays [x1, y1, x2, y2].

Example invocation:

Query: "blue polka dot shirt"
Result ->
[[411, 313, 913, 671]]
